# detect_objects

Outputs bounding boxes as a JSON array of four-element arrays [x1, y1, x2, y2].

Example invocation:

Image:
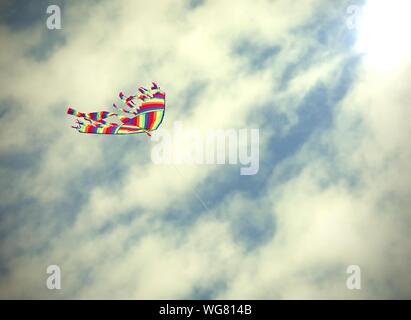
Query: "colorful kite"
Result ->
[[67, 82, 165, 136]]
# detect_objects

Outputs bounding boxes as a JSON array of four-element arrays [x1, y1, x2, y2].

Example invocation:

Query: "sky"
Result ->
[[0, 0, 410, 299]]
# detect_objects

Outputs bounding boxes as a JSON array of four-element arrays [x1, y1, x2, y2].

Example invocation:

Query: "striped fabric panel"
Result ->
[[148, 110, 164, 130], [137, 99, 165, 113], [153, 92, 165, 99], [78, 123, 149, 135], [67, 108, 117, 122]]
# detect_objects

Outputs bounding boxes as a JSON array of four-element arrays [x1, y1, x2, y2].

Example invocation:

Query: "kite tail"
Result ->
[[67, 107, 117, 122], [67, 107, 85, 118]]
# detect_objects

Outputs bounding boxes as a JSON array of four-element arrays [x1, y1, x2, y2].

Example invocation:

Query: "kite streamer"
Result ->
[[67, 82, 165, 136]]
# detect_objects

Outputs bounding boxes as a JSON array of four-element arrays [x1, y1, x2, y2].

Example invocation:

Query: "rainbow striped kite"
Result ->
[[67, 82, 165, 136]]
